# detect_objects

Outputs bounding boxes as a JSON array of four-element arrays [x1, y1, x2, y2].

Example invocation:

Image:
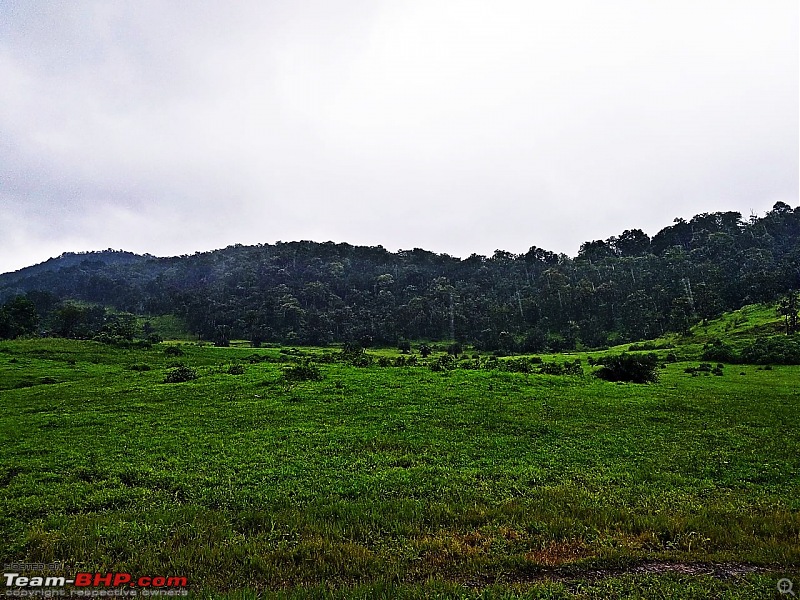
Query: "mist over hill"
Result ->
[[1, 203, 798, 350]]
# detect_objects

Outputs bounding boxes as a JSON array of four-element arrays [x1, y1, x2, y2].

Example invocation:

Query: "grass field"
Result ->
[[1, 312, 798, 598]]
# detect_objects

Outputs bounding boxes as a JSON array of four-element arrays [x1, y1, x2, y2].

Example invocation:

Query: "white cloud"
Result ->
[[0, 0, 796, 274]]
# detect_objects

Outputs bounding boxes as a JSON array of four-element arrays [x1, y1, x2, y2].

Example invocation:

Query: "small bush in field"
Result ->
[[163, 364, 198, 383], [594, 353, 659, 383], [282, 359, 323, 382], [227, 364, 245, 375]]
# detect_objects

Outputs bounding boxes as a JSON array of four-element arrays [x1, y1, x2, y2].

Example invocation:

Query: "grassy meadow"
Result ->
[[0, 307, 798, 598]]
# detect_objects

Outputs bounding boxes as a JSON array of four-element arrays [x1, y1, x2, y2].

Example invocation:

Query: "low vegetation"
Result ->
[[0, 307, 797, 597]]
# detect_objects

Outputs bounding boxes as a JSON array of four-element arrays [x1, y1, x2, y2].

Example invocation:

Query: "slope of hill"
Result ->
[[1, 203, 798, 350]]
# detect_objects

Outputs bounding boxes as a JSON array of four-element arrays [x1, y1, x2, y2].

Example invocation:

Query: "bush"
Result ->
[[429, 354, 455, 372], [128, 363, 152, 372], [685, 363, 713, 376], [163, 364, 198, 383], [447, 342, 463, 356], [164, 345, 184, 357], [339, 345, 373, 367], [227, 364, 245, 375], [282, 359, 323, 382], [739, 336, 800, 365], [594, 353, 659, 383], [503, 357, 532, 373], [701, 339, 737, 363]]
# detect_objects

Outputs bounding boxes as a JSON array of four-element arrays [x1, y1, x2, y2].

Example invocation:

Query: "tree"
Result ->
[[669, 297, 694, 335], [0, 296, 39, 339], [612, 229, 651, 257], [777, 291, 799, 335]]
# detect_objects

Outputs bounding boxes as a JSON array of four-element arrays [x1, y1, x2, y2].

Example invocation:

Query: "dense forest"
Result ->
[[1, 202, 799, 350]]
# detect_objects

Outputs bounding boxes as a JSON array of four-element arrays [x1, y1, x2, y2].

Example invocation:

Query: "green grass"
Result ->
[[0, 328, 798, 597]]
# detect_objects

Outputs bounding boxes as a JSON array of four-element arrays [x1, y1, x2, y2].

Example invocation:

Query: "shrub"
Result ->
[[163, 364, 198, 383], [282, 359, 323, 382], [701, 339, 737, 363], [418, 344, 432, 358], [429, 354, 455, 372], [164, 345, 184, 357], [128, 363, 152, 372], [560, 359, 583, 376], [397, 340, 411, 354], [245, 353, 281, 364], [539, 362, 563, 375], [503, 357, 532, 373], [227, 364, 245, 375], [739, 336, 800, 365], [339, 345, 373, 367], [377, 356, 392, 367], [447, 342, 463, 356], [685, 363, 713, 376], [594, 353, 659, 383]]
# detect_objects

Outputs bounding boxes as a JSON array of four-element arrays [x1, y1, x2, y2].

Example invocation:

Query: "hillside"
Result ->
[[1, 203, 799, 350]]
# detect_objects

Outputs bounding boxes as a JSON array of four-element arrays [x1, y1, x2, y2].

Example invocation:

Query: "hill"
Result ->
[[1, 203, 799, 349]]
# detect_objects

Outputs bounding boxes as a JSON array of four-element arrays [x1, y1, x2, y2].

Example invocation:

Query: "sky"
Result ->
[[0, 0, 797, 274]]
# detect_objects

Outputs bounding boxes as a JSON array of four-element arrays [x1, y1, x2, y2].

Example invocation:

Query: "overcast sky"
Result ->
[[0, 0, 797, 274]]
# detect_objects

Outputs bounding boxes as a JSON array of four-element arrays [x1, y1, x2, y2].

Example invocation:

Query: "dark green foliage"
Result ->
[[212, 325, 231, 347], [0, 296, 39, 339], [339, 344, 373, 367], [594, 353, 659, 383], [739, 335, 800, 365], [701, 339, 737, 362], [281, 359, 323, 381], [2, 203, 800, 349], [446, 342, 463, 356], [244, 353, 282, 364], [50, 302, 105, 339], [428, 354, 455, 372], [128, 363, 152, 371], [397, 340, 411, 354], [502, 357, 532, 373], [685, 363, 724, 376], [227, 364, 245, 375], [164, 345, 184, 357], [418, 344, 432, 358], [163, 364, 198, 383], [777, 291, 799, 334]]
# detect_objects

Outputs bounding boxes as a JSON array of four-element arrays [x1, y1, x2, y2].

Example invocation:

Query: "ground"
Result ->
[[0, 307, 798, 598]]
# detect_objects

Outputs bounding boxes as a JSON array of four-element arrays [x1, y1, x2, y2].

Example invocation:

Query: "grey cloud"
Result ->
[[0, 0, 796, 273]]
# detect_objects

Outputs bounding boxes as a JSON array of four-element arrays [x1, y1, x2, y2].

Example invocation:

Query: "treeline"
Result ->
[[0, 294, 155, 346], [1, 202, 798, 350]]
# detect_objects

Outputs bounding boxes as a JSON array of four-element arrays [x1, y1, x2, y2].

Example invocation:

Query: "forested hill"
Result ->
[[1, 202, 799, 350]]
